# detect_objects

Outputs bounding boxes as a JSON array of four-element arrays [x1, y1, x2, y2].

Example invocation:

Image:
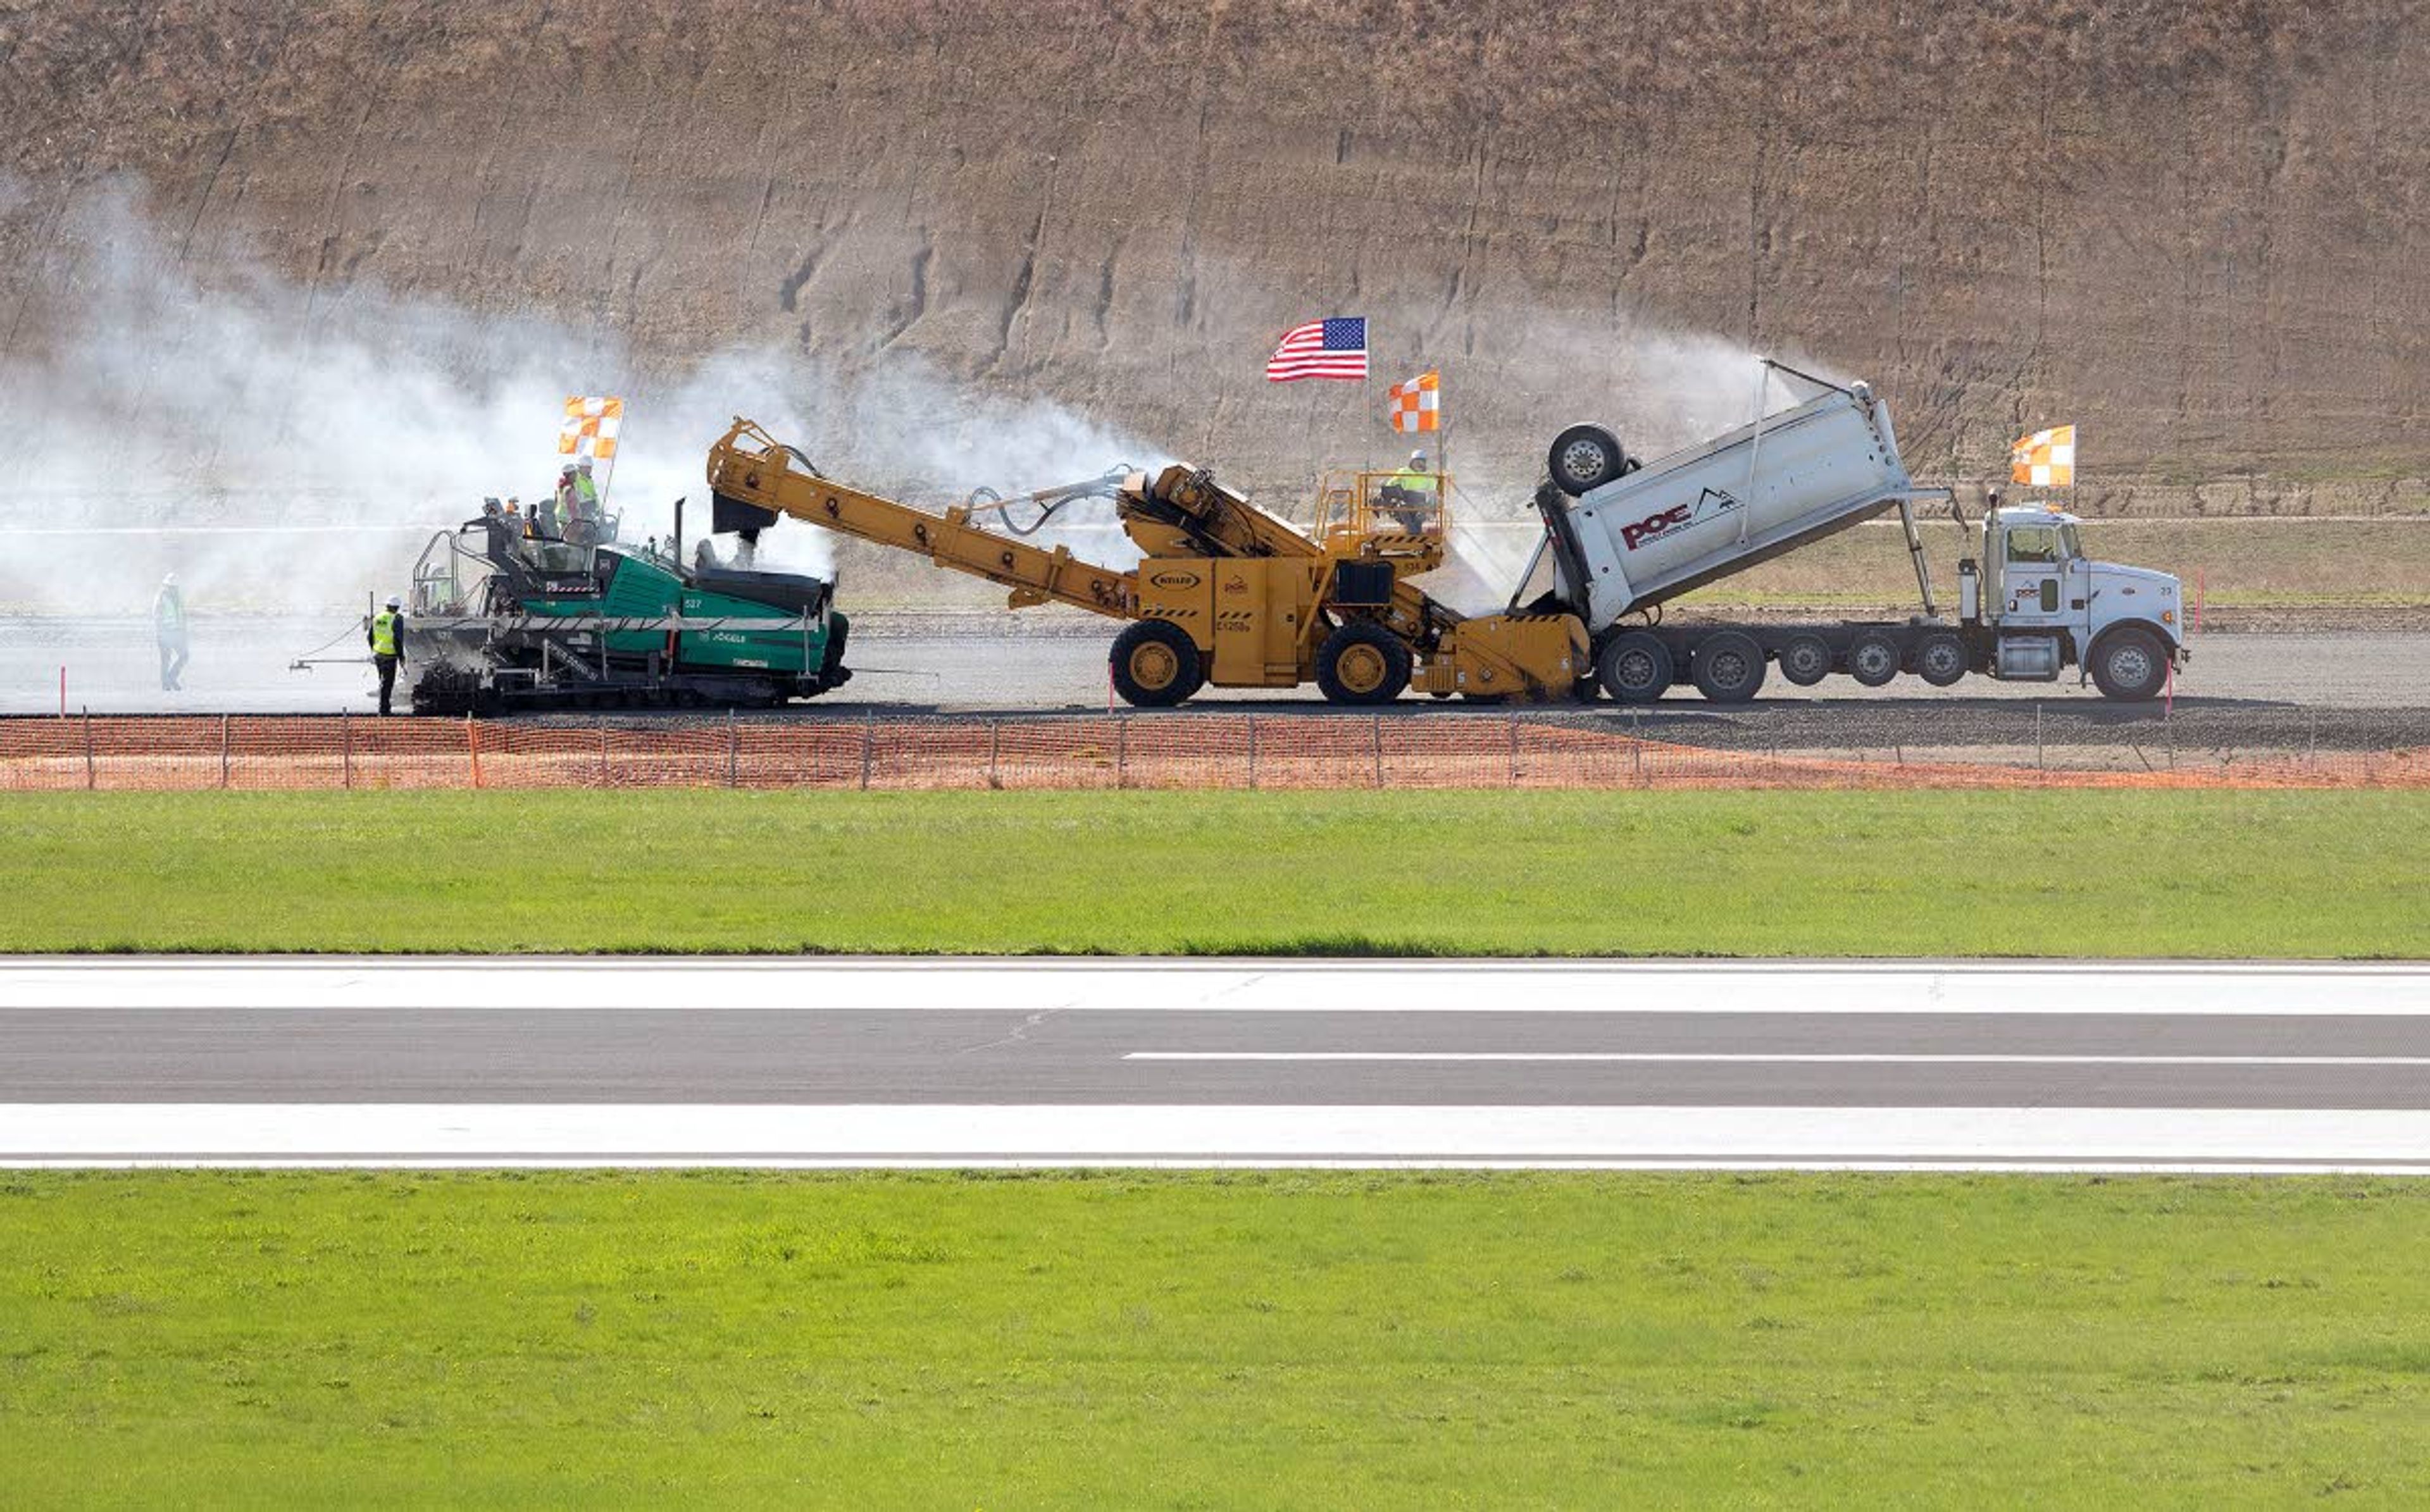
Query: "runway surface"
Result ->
[[4, 959, 2426, 1170]]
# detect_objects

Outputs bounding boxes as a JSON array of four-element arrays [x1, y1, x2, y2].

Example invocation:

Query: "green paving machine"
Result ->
[[402, 504, 850, 713]]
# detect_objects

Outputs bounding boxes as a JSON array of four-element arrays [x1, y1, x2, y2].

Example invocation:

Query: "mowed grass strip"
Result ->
[[0, 1172, 2424, 1506], [1, 789, 2424, 956]]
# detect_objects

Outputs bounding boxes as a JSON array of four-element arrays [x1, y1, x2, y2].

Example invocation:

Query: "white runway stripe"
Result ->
[[6, 958, 2428, 1015], [3, 1104, 2427, 1172], [1125, 1052, 2430, 1066]]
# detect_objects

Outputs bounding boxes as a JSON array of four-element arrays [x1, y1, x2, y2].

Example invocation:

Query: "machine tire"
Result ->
[[1690, 631, 1767, 703], [2090, 626, 2169, 702], [1109, 619, 1205, 708], [1547, 424, 1628, 497], [1596, 630, 1673, 704], [1778, 633, 1833, 686], [1916, 631, 1968, 687], [1315, 621, 1412, 705], [1847, 631, 1902, 687]]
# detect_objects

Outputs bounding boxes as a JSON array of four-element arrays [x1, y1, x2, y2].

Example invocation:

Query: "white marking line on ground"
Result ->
[[1124, 1052, 2430, 1066], [6, 959, 2429, 1015], [2, 1105, 2427, 1172]]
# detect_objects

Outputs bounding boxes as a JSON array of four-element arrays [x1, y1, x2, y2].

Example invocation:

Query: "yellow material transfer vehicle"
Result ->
[[704, 419, 1587, 707]]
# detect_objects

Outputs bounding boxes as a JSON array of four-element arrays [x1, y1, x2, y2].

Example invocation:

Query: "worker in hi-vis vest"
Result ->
[[1380, 449, 1439, 531], [368, 595, 406, 716]]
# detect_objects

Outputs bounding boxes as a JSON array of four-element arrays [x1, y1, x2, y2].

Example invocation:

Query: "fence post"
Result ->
[[1374, 713, 1386, 790], [1629, 706, 1643, 786], [82, 709, 94, 790], [1507, 712, 1519, 788], [1246, 714, 1258, 790], [2034, 702, 2044, 772], [342, 709, 354, 790], [466, 714, 483, 790], [220, 714, 231, 789], [859, 710, 875, 790], [726, 708, 739, 790], [598, 722, 611, 786], [988, 719, 1000, 788], [1117, 714, 1129, 790]]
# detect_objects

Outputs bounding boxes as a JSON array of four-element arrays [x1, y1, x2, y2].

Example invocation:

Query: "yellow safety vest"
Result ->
[[371, 610, 400, 657]]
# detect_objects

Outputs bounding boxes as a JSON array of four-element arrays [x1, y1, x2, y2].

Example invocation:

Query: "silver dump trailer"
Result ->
[[1517, 362, 2191, 702]]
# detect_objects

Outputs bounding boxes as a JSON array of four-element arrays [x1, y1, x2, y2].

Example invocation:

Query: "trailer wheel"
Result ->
[[1847, 631, 1902, 687], [1109, 620, 1205, 707], [1547, 424, 1628, 497], [1916, 631, 1968, 687], [2090, 626, 2169, 702], [1316, 621, 1412, 705], [1778, 634, 1833, 686], [1596, 630, 1673, 704], [1690, 630, 1767, 703]]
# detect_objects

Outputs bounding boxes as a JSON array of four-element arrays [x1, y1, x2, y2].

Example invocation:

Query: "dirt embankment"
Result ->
[[3, 1, 2427, 508]]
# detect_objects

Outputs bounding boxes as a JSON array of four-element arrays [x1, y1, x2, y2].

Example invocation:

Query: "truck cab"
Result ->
[[1960, 504, 2188, 700]]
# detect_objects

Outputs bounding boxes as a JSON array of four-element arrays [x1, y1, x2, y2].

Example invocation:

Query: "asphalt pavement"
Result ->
[[4, 959, 2426, 1170]]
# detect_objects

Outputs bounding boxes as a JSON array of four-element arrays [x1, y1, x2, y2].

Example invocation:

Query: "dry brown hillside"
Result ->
[[3, 0, 2426, 509]]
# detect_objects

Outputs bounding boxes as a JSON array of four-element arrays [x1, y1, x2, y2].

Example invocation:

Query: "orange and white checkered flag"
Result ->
[[2010, 424, 2076, 487], [558, 395, 625, 460], [1388, 371, 1440, 435]]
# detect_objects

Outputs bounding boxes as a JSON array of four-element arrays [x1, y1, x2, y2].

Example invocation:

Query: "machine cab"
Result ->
[[1312, 467, 1452, 546], [1986, 507, 2085, 628]]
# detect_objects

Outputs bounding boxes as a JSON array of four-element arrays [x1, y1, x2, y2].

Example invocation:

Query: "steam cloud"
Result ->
[[0, 177, 1162, 626]]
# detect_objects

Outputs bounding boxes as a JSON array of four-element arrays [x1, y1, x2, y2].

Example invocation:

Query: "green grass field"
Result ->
[[1, 1171, 2424, 1506], [3, 788, 2424, 956]]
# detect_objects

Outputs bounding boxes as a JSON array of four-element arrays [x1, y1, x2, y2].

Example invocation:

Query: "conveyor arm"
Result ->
[[707, 418, 1138, 619]]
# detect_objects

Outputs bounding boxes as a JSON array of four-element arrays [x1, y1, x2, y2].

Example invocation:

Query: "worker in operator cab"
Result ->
[[1379, 449, 1440, 532], [368, 594, 406, 717]]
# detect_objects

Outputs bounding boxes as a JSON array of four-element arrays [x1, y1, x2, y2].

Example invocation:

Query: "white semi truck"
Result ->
[[1516, 362, 2190, 702]]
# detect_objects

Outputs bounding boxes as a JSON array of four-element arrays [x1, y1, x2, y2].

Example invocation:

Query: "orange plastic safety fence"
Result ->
[[1, 714, 2424, 793]]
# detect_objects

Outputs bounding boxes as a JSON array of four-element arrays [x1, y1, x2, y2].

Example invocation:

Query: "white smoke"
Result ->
[[0, 177, 1164, 624]]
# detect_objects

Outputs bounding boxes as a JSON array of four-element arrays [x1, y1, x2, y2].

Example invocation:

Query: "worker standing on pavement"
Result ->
[[154, 572, 189, 692], [368, 594, 406, 717]]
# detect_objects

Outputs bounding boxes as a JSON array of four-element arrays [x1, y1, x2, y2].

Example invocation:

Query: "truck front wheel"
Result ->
[[1690, 631, 1767, 703], [2091, 627, 2169, 702], [1597, 631, 1673, 704]]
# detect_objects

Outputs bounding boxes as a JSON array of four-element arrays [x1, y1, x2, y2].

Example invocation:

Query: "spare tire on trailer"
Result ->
[[1778, 633, 1833, 686], [1109, 619, 1204, 708], [1847, 631, 1902, 687], [2090, 626, 2169, 702], [1547, 424, 1628, 497], [1596, 630, 1673, 704], [1315, 621, 1412, 705], [1690, 630, 1767, 703]]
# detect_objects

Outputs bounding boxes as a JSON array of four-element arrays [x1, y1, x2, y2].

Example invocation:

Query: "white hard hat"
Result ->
[[1409, 450, 1428, 469], [161, 571, 178, 586], [385, 594, 402, 609], [576, 458, 594, 471]]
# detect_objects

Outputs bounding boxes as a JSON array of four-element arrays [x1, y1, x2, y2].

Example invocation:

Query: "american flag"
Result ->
[[1265, 317, 1369, 381]]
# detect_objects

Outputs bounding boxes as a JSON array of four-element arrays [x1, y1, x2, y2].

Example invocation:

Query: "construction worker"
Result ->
[[368, 594, 406, 716], [529, 485, 558, 539], [1380, 449, 1439, 531], [154, 572, 189, 692], [575, 458, 602, 517]]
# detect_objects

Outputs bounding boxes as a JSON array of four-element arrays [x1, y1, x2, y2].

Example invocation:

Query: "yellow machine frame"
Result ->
[[705, 419, 1585, 706]]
